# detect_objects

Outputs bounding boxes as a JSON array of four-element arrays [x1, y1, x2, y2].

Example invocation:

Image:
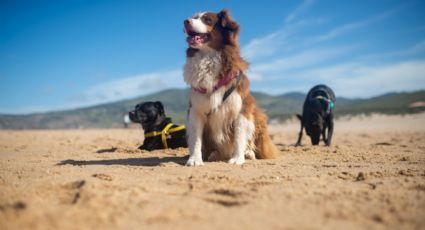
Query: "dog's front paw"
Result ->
[[186, 157, 204, 166], [245, 150, 256, 160], [228, 157, 245, 165]]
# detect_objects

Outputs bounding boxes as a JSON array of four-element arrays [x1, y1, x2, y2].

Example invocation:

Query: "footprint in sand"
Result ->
[[210, 189, 245, 198], [92, 173, 113, 181], [374, 142, 392, 146], [0, 201, 26, 212], [63, 180, 85, 190], [203, 189, 249, 207], [60, 180, 86, 204]]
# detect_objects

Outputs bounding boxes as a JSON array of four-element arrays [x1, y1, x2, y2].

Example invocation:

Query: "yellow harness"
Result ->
[[144, 123, 186, 149]]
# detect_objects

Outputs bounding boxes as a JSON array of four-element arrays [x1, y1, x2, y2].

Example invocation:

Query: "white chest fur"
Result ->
[[184, 50, 222, 92]]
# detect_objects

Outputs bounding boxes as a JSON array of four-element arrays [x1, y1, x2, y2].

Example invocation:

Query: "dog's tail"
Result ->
[[253, 108, 279, 159]]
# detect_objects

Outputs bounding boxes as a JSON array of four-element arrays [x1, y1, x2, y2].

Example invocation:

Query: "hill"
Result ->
[[0, 89, 424, 129]]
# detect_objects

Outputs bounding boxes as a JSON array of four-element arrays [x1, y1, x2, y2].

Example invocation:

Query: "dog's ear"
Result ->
[[296, 114, 303, 121], [218, 9, 239, 31], [154, 101, 165, 115], [218, 9, 239, 46], [135, 103, 142, 110]]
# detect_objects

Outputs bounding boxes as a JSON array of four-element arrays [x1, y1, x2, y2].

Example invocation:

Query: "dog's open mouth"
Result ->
[[186, 30, 209, 46]]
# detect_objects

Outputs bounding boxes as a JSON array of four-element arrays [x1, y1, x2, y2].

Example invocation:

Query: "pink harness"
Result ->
[[192, 71, 240, 94]]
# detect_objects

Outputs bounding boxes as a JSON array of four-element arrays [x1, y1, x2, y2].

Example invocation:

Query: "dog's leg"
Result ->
[[295, 123, 304, 146], [325, 115, 334, 146], [186, 110, 205, 166], [228, 115, 254, 165], [245, 140, 256, 160], [322, 123, 327, 145]]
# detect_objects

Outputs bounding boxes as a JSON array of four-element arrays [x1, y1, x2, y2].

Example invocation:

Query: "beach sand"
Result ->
[[1, 114, 424, 230]]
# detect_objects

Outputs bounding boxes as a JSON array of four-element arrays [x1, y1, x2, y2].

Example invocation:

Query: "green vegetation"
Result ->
[[1, 89, 424, 129]]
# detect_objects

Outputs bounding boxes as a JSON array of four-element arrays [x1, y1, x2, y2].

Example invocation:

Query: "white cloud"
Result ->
[[242, 31, 284, 60], [242, 5, 399, 62], [242, 18, 326, 61], [324, 60, 425, 97], [241, 0, 321, 61], [284, 0, 315, 24], [254, 60, 425, 98], [250, 46, 356, 75], [309, 21, 366, 44], [358, 38, 425, 61], [246, 70, 263, 81], [70, 69, 185, 107], [0, 70, 187, 114], [242, 4, 416, 98], [0, 105, 56, 115], [400, 39, 425, 55], [307, 8, 399, 45]]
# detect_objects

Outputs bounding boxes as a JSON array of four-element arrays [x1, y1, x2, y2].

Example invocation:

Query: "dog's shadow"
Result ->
[[57, 156, 189, 167]]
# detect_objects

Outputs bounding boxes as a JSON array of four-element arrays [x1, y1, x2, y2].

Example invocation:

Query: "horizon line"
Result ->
[[0, 88, 424, 116]]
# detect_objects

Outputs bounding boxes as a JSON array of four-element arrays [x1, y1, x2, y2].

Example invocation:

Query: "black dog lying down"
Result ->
[[296, 84, 335, 146], [129, 101, 188, 150]]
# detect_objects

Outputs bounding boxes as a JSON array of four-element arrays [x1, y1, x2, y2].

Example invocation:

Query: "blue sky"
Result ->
[[1, 0, 425, 114]]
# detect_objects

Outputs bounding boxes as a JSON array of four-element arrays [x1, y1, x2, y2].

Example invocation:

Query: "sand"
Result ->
[[0, 113, 424, 230]]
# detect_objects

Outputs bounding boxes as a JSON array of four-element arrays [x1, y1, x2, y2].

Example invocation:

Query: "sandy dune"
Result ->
[[1, 114, 424, 230]]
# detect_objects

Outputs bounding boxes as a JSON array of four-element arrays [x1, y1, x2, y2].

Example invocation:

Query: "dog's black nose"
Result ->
[[184, 19, 190, 26]]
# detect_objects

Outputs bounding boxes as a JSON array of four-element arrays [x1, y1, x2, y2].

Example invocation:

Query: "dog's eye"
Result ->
[[202, 16, 212, 24]]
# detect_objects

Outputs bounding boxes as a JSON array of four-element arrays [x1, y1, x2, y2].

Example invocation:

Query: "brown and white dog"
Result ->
[[183, 9, 279, 166]]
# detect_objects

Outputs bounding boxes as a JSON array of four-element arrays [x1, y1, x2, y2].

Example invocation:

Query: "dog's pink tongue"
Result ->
[[189, 35, 204, 45]]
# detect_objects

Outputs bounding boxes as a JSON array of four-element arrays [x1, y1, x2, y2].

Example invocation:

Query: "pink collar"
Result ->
[[192, 71, 240, 94]]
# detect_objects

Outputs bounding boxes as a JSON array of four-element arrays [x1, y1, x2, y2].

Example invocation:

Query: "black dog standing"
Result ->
[[129, 101, 188, 150], [296, 85, 335, 146]]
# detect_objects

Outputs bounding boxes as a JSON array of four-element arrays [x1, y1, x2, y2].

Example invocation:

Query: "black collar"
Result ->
[[222, 71, 243, 103]]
